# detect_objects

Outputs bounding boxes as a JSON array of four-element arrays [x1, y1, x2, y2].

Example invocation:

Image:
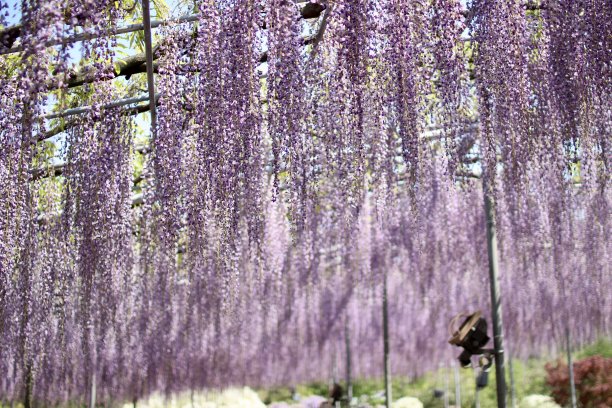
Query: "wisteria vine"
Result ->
[[0, 0, 609, 405]]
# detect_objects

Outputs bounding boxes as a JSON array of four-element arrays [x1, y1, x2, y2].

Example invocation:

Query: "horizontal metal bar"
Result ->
[[1, 15, 199, 55], [45, 94, 157, 119], [1, 2, 326, 55]]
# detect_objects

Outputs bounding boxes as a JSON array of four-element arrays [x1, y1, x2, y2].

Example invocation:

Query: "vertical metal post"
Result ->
[[20, 107, 34, 408], [454, 362, 462, 407], [474, 369, 481, 408], [345, 320, 353, 403], [332, 351, 338, 384], [483, 187, 507, 408], [444, 364, 450, 408], [89, 373, 96, 408], [141, 0, 157, 136], [566, 328, 577, 408], [383, 270, 391, 408], [508, 351, 517, 408], [23, 362, 32, 408]]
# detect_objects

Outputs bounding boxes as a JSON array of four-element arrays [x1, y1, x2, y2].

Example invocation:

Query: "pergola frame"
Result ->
[[2, 3, 566, 408]]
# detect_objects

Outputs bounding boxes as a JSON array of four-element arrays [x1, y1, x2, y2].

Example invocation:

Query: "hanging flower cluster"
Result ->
[[0, 0, 609, 405], [267, 0, 309, 232]]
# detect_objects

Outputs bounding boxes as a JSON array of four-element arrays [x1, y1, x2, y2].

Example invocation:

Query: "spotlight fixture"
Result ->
[[448, 311, 491, 368]]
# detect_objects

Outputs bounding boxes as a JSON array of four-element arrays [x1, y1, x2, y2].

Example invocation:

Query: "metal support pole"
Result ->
[[454, 362, 461, 407], [508, 351, 517, 408], [0, 15, 200, 55], [483, 187, 507, 408], [141, 0, 158, 137], [90, 373, 96, 408], [332, 352, 338, 384], [444, 364, 450, 408], [345, 320, 353, 404], [23, 362, 32, 408], [44, 94, 153, 119], [383, 270, 391, 408], [566, 328, 577, 408], [474, 368, 481, 408], [20, 107, 34, 408]]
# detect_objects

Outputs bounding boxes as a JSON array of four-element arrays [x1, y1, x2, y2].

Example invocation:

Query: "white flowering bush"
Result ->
[[392, 396, 424, 408], [299, 395, 328, 407], [123, 387, 266, 408], [519, 394, 561, 408]]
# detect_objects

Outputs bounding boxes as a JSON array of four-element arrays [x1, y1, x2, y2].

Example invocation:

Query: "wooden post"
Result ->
[[483, 187, 507, 408], [566, 328, 577, 408], [383, 270, 391, 408]]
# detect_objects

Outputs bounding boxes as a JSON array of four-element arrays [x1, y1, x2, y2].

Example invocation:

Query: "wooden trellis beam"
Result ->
[[52, 28, 314, 91], [62, 55, 159, 89]]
